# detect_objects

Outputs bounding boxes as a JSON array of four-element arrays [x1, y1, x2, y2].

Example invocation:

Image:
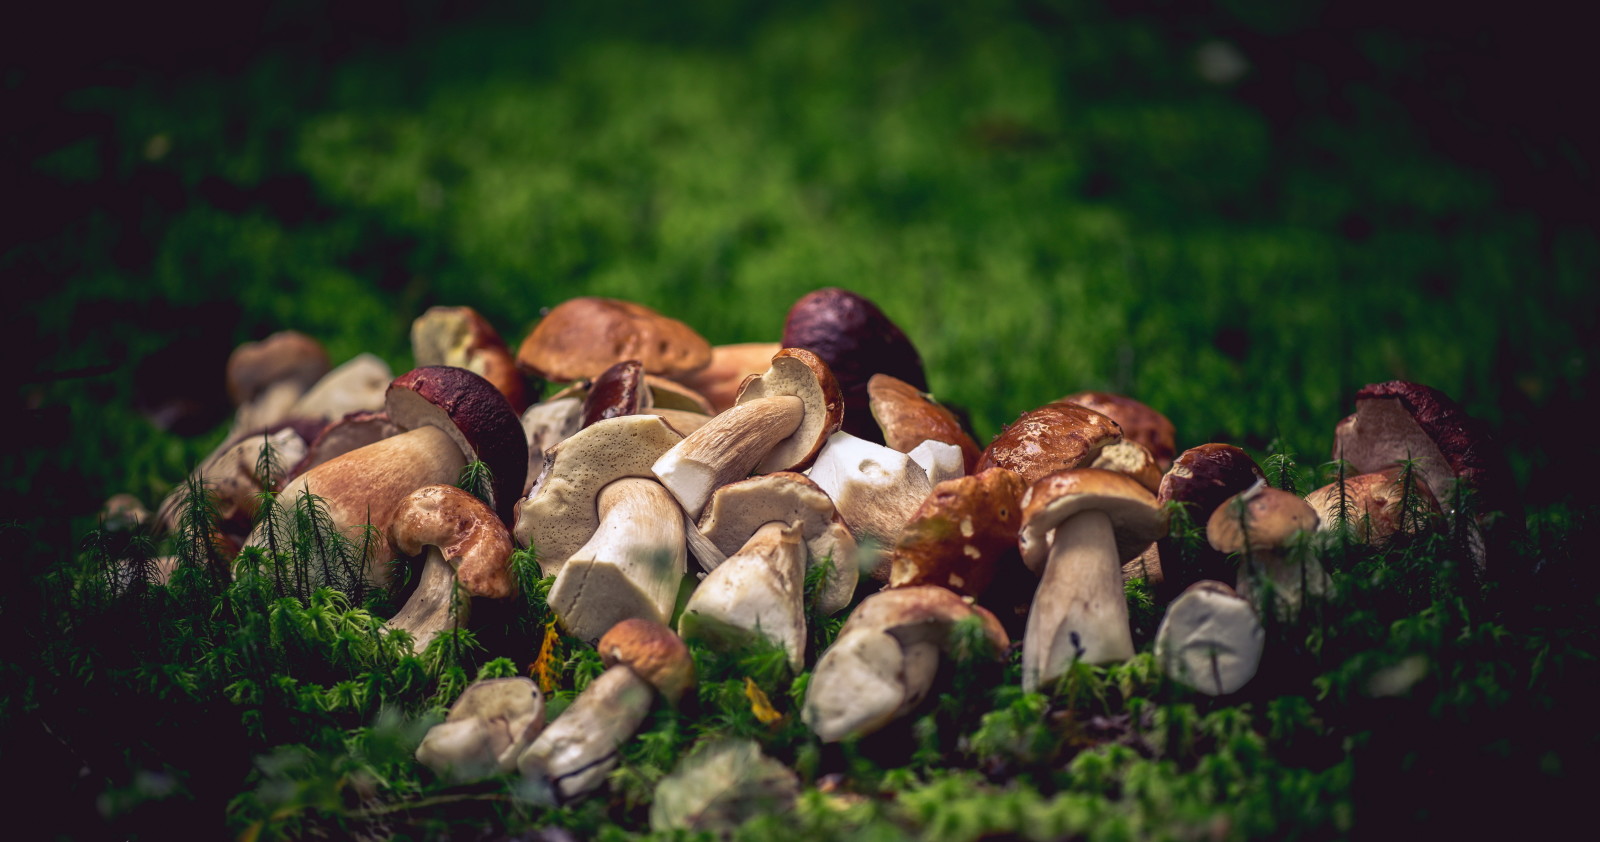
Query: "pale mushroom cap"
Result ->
[[387, 366, 529, 525], [288, 353, 393, 425], [598, 618, 695, 705], [868, 374, 981, 474], [698, 472, 840, 557], [838, 585, 1009, 654], [1090, 440, 1163, 495], [888, 467, 1026, 597], [1060, 391, 1177, 471], [977, 401, 1123, 486], [515, 415, 685, 573], [1019, 468, 1168, 574], [411, 305, 528, 414], [226, 330, 330, 408], [516, 297, 712, 382], [1304, 467, 1443, 542], [1206, 484, 1319, 554], [445, 676, 545, 723], [1154, 580, 1264, 696], [734, 348, 845, 474], [390, 484, 517, 600]]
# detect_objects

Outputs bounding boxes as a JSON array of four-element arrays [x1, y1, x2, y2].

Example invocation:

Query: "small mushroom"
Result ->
[[1208, 483, 1327, 619], [224, 331, 331, 437], [516, 297, 712, 382], [388, 484, 517, 652], [518, 619, 693, 802], [415, 677, 546, 782], [1017, 469, 1167, 691], [1153, 581, 1263, 696], [411, 305, 530, 413], [1150, 443, 1268, 597], [1304, 466, 1444, 544], [652, 348, 843, 518], [802, 586, 1008, 742], [976, 400, 1123, 485]]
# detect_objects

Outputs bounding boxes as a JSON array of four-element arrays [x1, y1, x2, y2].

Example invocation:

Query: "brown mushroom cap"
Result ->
[[411, 305, 530, 414], [1206, 484, 1319, 554], [598, 618, 695, 705], [226, 331, 331, 409], [1304, 467, 1443, 543], [1060, 391, 1177, 471], [977, 401, 1123, 486], [387, 366, 529, 526], [516, 297, 712, 382], [888, 467, 1026, 597], [1158, 443, 1267, 522], [515, 415, 686, 573], [837, 585, 1009, 653], [675, 342, 783, 414], [782, 288, 927, 443], [1019, 469, 1168, 574], [391, 484, 517, 599], [868, 374, 982, 474], [582, 360, 647, 428], [733, 348, 845, 474]]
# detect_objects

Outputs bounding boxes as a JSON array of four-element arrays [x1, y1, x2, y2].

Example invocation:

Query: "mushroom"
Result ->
[[697, 471, 858, 614], [415, 677, 546, 783], [976, 400, 1123, 485], [387, 366, 529, 526], [887, 467, 1026, 599], [1059, 391, 1178, 472], [571, 359, 714, 434], [805, 431, 936, 555], [1153, 581, 1263, 696], [518, 618, 693, 802], [157, 427, 309, 545], [1207, 483, 1327, 619], [411, 305, 530, 413], [388, 484, 517, 652], [224, 330, 331, 437], [782, 288, 928, 443], [1090, 440, 1163, 495], [867, 373, 982, 474], [283, 353, 393, 427], [283, 410, 402, 485], [802, 586, 1008, 742], [679, 521, 808, 670], [652, 348, 843, 519], [1304, 466, 1444, 544], [516, 297, 712, 383], [1017, 469, 1167, 691], [1149, 443, 1268, 596], [675, 342, 783, 414]]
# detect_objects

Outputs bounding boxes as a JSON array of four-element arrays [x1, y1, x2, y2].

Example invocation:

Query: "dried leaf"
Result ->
[[745, 676, 783, 725]]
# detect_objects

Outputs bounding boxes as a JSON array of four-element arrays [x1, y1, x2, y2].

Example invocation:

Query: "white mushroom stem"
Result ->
[[806, 432, 933, 549], [679, 522, 806, 670], [548, 478, 686, 644], [1234, 550, 1331, 620], [652, 395, 804, 518], [387, 547, 469, 653], [803, 629, 918, 743], [1154, 583, 1264, 696], [1023, 509, 1132, 692], [517, 665, 654, 802]]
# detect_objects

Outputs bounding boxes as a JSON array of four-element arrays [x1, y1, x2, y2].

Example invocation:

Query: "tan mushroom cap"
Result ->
[[514, 415, 685, 574], [977, 401, 1123, 485], [1304, 467, 1443, 543], [838, 585, 1009, 654], [1060, 391, 1177, 471], [391, 484, 517, 599], [226, 330, 331, 408], [676, 342, 783, 413], [516, 297, 712, 382], [1019, 469, 1168, 575], [1206, 484, 1318, 554], [1090, 439, 1163, 495], [734, 348, 845, 474], [867, 374, 982, 474], [598, 618, 695, 705], [411, 305, 529, 413], [888, 467, 1026, 598]]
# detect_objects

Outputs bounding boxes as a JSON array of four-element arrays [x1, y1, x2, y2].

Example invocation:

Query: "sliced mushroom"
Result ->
[[806, 431, 936, 559], [697, 471, 858, 614], [1153, 581, 1263, 696], [679, 521, 808, 670]]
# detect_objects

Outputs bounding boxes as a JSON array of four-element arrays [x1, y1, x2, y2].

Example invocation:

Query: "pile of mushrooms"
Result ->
[[120, 287, 1507, 802]]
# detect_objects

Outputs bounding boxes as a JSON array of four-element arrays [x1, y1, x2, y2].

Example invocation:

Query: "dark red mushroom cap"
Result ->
[[782, 288, 927, 443], [387, 366, 529, 525]]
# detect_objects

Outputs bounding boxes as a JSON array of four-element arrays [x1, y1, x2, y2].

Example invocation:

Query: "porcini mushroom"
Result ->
[[1207, 483, 1327, 618], [867, 373, 982, 474], [697, 471, 859, 614], [679, 521, 808, 670], [1059, 391, 1177, 472], [782, 288, 928, 443], [387, 366, 528, 526], [887, 467, 1026, 598], [411, 305, 530, 413], [805, 431, 936, 555], [416, 677, 545, 783], [652, 348, 843, 518], [518, 619, 693, 802], [1151, 443, 1268, 596], [802, 586, 1007, 742], [1153, 581, 1264, 696], [976, 401, 1123, 485], [516, 297, 712, 382], [675, 342, 783, 414], [388, 484, 517, 652], [1304, 466, 1444, 544], [1017, 469, 1167, 691]]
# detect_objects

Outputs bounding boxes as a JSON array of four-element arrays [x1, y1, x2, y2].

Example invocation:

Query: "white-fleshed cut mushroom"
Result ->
[[1153, 581, 1264, 696], [416, 677, 546, 782]]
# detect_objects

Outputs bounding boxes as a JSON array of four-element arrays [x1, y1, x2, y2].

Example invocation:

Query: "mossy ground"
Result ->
[[6, 1, 1597, 839]]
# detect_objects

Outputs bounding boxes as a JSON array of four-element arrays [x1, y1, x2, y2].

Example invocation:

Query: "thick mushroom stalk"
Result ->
[[388, 484, 516, 652], [679, 521, 807, 670], [1208, 483, 1327, 619], [416, 677, 546, 782], [653, 348, 843, 519], [1153, 581, 1264, 696], [806, 431, 937, 553], [802, 586, 1008, 742], [696, 472, 859, 616], [518, 619, 692, 802], [1018, 470, 1167, 692], [547, 478, 687, 644]]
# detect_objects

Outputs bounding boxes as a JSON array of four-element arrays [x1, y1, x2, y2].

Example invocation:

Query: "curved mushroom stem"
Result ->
[[517, 665, 654, 803], [652, 396, 804, 518], [388, 546, 471, 653], [679, 521, 806, 670], [1235, 550, 1331, 621], [548, 478, 687, 644], [1023, 509, 1132, 692]]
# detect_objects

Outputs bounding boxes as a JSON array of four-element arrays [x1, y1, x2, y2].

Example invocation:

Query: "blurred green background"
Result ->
[[6, 0, 1596, 539]]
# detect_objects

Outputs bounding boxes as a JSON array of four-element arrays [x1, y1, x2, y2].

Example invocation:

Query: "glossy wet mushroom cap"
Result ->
[[1060, 391, 1177, 471], [888, 467, 1026, 598], [977, 401, 1123, 486], [868, 374, 982, 474], [387, 366, 529, 525]]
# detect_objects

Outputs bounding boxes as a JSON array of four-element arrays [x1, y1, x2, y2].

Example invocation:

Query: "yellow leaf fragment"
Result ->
[[744, 676, 783, 725]]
